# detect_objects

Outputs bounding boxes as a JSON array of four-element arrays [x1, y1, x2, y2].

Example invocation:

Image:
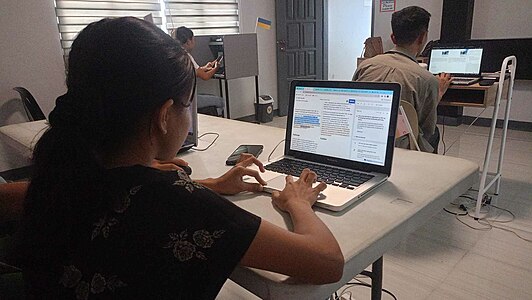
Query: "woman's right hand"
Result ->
[[240, 168, 343, 284], [271, 169, 326, 213]]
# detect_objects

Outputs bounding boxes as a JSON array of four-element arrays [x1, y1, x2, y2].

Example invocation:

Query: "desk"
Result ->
[[440, 80, 508, 108], [0, 116, 478, 300], [0, 120, 47, 157]]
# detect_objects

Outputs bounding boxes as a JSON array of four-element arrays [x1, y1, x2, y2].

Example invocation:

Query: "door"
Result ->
[[276, 0, 326, 116]]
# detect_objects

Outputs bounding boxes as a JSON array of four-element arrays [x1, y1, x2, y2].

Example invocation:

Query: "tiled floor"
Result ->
[[218, 117, 532, 300]]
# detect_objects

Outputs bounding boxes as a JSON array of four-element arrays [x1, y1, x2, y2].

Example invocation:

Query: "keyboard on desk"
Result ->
[[451, 77, 479, 85], [265, 159, 374, 190]]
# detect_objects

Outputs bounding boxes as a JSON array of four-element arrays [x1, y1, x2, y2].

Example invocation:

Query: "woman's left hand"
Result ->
[[151, 157, 189, 172], [199, 154, 267, 195]]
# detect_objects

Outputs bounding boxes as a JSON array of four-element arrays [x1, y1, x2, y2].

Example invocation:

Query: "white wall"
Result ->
[[471, 0, 532, 39], [372, 0, 443, 51], [0, 0, 66, 121], [327, 0, 372, 80], [465, 0, 532, 122], [372, 0, 532, 123]]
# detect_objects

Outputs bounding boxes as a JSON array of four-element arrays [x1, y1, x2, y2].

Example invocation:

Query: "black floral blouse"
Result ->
[[25, 165, 261, 299]]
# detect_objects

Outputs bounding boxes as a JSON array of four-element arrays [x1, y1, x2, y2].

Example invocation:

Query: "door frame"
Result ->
[[275, 0, 328, 116]]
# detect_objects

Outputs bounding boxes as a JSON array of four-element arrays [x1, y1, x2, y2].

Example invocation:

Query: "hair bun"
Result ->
[[48, 93, 80, 129]]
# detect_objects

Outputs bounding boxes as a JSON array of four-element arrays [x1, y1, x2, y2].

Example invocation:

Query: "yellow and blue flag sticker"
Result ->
[[257, 17, 272, 30]]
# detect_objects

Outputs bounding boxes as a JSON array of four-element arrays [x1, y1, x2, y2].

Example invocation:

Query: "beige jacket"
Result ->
[[353, 47, 439, 152]]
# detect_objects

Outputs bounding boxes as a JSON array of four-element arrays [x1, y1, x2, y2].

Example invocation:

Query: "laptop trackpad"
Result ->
[[263, 175, 286, 193], [263, 175, 326, 200]]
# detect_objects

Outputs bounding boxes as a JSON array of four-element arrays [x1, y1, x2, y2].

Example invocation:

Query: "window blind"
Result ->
[[163, 0, 239, 36], [55, 0, 163, 54]]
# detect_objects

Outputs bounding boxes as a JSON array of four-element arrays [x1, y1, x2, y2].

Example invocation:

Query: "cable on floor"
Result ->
[[192, 132, 219, 151], [450, 194, 532, 243], [478, 219, 532, 243], [336, 276, 398, 300]]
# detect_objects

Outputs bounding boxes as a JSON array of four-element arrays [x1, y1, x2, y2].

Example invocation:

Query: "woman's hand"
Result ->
[[151, 157, 189, 172], [271, 169, 327, 213], [198, 153, 267, 195]]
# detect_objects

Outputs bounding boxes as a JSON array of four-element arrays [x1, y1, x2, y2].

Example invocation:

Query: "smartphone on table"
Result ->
[[226, 144, 263, 166]]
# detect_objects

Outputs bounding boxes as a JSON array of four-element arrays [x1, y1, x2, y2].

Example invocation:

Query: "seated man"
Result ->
[[353, 6, 451, 153]]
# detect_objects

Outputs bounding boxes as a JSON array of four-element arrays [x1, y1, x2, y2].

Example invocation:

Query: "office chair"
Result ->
[[357, 37, 384, 68], [399, 100, 420, 151], [12, 87, 46, 121], [197, 94, 225, 117]]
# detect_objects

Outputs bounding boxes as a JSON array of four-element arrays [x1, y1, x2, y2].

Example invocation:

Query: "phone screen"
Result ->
[[226, 144, 263, 165]]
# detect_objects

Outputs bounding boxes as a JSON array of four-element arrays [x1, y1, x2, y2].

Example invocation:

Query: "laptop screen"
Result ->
[[289, 85, 395, 167], [429, 47, 483, 75]]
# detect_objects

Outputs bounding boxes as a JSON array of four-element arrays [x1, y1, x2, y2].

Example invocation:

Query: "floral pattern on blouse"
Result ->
[[92, 185, 143, 241], [114, 185, 142, 213], [60, 265, 126, 300], [173, 170, 204, 193], [164, 229, 225, 262], [91, 215, 119, 240]]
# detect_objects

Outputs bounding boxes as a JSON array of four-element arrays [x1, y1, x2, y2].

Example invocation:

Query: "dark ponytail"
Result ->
[[173, 26, 194, 44], [18, 17, 195, 268]]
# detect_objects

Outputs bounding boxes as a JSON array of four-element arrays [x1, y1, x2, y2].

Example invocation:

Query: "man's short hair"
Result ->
[[391, 6, 431, 45]]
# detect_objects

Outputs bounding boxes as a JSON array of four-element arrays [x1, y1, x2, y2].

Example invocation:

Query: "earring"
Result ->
[[162, 129, 168, 135]]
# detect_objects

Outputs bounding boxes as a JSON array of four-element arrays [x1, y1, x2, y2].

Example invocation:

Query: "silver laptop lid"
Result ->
[[179, 92, 198, 153], [285, 80, 401, 176], [428, 46, 483, 76]]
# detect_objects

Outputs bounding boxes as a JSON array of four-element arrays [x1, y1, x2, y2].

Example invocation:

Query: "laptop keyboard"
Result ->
[[265, 158, 374, 190], [451, 77, 479, 85]]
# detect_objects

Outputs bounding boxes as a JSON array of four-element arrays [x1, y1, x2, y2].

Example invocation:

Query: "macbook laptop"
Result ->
[[428, 46, 483, 85], [178, 92, 198, 153], [258, 80, 401, 212]]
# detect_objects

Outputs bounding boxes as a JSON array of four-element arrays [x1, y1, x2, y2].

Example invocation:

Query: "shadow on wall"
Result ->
[[0, 98, 29, 127]]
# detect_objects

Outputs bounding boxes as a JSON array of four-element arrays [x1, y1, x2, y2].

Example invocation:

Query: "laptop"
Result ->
[[428, 46, 483, 85], [258, 80, 401, 212], [178, 91, 198, 153]]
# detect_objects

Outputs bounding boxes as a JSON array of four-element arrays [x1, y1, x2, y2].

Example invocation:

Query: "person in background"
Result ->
[[173, 26, 220, 80], [14, 17, 343, 299], [353, 6, 452, 153]]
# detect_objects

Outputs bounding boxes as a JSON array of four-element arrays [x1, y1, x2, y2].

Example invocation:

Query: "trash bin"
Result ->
[[255, 95, 274, 123]]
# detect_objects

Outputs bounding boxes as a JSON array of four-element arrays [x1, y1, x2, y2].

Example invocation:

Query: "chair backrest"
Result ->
[[363, 37, 384, 58], [399, 100, 419, 150], [12, 87, 46, 121]]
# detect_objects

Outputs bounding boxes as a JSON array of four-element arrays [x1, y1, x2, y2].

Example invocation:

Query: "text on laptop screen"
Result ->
[[290, 86, 394, 166], [429, 48, 483, 75]]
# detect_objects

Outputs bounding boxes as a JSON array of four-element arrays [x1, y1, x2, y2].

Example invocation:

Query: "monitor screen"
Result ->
[[429, 47, 483, 75], [290, 86, 394, 166]]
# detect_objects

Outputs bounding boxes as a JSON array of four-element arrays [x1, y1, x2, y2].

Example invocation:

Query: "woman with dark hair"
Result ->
[[173, 26, 220, 80], [16, 17, 343, 299]]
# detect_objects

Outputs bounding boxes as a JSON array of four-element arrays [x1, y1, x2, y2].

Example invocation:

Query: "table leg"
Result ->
[[360, 256, 383, 300], [224, 79, 230, 119], [254, 75, 260, 123]]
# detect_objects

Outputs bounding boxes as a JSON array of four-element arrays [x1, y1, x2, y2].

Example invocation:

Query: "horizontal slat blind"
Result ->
[[55, 0, 162, 53], [164, 0, 239, 36]]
